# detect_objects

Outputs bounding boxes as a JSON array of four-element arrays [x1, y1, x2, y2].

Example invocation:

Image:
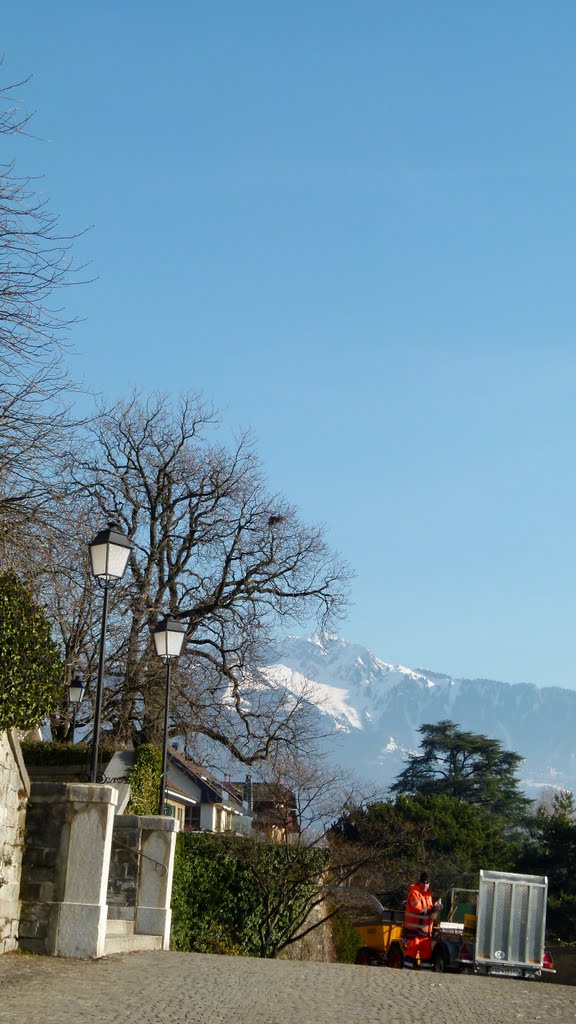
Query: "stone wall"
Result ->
[[18, 783, 69, 953], [278, 899, 335, 963], [0, 731, 30, 954], [19, 782, 117, 957], [108, 815, 180, 948], [107, 817, 140, 908]]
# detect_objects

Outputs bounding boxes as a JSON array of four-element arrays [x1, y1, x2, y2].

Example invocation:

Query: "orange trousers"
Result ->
[[405, 935, 433, 963]]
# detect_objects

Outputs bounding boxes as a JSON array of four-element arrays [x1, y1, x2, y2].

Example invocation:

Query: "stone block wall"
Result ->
[[277, 898, 335, 963], [18, 785, 69, 953], [19, 782, 117, 957], [0, 731, 30, 954], [107, 814, 180, 948], [107, 817, 140, 908]]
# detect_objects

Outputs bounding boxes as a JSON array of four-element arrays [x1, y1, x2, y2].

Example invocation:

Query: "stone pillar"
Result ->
[[19, 782, 117, 958], [0, 731, 30, 955], [134, 815, 180, 949], [108, 816, 141, 910]]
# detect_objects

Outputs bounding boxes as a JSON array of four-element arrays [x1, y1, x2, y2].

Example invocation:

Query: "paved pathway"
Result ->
[[0, 951, 574, 1024]]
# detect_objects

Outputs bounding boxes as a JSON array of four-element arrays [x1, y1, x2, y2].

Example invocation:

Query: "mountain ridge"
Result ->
[[260, 633, 576, 796]]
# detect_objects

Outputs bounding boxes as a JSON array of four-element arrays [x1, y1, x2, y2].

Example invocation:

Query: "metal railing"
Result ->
[[110, 836, 167, 876]]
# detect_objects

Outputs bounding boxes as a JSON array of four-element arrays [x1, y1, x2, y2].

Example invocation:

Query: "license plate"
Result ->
[[489, 967, 522, 977]]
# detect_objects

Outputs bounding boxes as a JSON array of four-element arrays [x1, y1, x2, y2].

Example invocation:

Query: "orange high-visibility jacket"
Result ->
[[403, 883, 434, 939]]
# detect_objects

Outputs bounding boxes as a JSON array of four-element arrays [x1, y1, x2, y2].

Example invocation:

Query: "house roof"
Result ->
[[231, 780, 299, 831], [165, 779, 198, 805], [231, 781, 297, 808], [168, 748, 245, 811]]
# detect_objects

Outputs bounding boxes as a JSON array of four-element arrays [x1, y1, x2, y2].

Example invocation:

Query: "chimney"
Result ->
[[222, 772, 232, 804], [243, 773, 253, 812]]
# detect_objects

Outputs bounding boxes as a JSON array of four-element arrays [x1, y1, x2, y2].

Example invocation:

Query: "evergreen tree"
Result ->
[[520, 790, 576, 940], [391, 720, 531, 827], [332, 792, 519, 905]]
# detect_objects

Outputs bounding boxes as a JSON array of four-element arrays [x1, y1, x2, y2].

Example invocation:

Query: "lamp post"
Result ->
[[67, 673, 86, 744], [88, 521, 132, 782], [153, 615, 186, 815]]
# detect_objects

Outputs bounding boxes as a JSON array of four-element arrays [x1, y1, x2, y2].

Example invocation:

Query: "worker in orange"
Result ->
[[403, 871, 442, 968]]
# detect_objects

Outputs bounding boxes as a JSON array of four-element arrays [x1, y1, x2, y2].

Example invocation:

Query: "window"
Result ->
[[166, 801, 184, 824], [185, 805, 201, 831]]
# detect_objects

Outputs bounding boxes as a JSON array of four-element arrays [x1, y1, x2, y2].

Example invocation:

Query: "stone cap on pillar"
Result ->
[[117, 814, 180, 832], [29, 782, 119, 807]]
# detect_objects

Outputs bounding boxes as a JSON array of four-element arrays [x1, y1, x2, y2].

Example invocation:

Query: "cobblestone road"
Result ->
[[0, 951, 574, 1024]]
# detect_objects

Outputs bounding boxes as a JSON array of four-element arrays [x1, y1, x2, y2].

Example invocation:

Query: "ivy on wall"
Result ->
[[126, 744, 162, 815], [171, 831, 328, 959], [330, 909, 364, 963], [0, 574, 64, 731]]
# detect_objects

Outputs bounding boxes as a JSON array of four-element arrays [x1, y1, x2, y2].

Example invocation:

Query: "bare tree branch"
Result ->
[[0, 74, 88, 554], [38, 390, 352, 762]]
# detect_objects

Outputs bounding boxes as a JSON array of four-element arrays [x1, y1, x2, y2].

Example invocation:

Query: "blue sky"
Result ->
[[4, 3, 576, 687]]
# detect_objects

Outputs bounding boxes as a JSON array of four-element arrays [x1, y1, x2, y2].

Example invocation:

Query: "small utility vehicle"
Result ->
[[354, 870, 555, 979]]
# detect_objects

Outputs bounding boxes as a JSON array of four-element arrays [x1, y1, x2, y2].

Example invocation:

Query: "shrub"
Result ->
[[126, 744, 162, 815], [0, 574, 64, 731], [171, 831, 327, 958], [331, 909, 364, 963], [20, 741, 91, 765]]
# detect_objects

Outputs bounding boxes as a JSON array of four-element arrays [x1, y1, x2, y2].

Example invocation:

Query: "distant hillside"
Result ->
[[258, 633, 576, 796]]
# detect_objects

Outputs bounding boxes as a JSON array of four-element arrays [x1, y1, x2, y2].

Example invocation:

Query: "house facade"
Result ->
[[232, 779, 299, 841], [167, 748, 253, 835]]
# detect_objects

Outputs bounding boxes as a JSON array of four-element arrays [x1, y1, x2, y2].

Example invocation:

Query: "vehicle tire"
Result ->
[[432, 946, 448, 973], [355, 946, 380, 966], [386, 942, 404, 970]]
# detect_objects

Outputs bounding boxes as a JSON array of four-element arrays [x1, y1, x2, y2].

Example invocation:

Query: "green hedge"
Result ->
[[22, 741, 161, 811], [171, 832, 327, 959], [20, 741, 91, 765]]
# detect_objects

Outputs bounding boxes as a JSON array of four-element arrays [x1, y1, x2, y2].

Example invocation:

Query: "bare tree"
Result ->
[[0, 74, 86, 558], [52, 390, 351, 762], [222, 752, 398, 958]]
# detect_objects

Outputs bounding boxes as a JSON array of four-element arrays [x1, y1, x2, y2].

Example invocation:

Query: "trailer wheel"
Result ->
[[432, 946, 448, 973], [355, 946, 381, 966], [386, 942, 404, 969]]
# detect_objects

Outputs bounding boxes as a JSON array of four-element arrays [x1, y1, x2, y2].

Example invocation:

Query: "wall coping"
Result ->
[[115, 813, 180, 832], [30, 781, 118, 806]]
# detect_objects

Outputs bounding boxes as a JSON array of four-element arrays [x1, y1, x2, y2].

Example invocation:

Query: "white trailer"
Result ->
[[433, 870, 555, 979]]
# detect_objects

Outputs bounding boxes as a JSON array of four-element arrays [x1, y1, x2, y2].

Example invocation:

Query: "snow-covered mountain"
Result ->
[[260, 633, 576, 797]]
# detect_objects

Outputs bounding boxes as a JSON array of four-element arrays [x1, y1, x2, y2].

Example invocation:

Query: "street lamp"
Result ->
[[153, 615, 186, 815], [88, 521, 132, 782], [67, 673, 86, 744]]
